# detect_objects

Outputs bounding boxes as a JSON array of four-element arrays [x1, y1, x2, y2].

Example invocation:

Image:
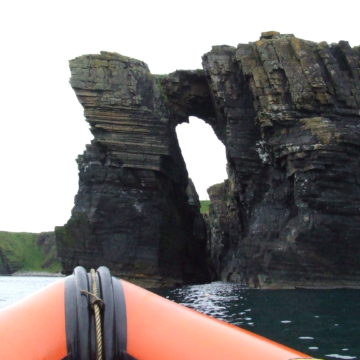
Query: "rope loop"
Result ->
[[80, 290, 105, 309]]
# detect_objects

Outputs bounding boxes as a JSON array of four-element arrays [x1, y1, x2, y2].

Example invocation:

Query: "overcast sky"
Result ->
[[0, 0, 359, 232]]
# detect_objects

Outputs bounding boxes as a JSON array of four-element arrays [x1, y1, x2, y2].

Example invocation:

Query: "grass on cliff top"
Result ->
[[200, 200, 211, 215], [0, 231, 60, 273]]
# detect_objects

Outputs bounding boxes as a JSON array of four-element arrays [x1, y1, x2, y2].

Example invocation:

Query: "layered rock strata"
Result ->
[[57, 32, 360, 288], [205, 32, 360, 287], [55, 53, 209, 286]]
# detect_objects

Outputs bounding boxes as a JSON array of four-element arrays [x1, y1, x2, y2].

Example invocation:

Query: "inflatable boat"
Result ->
[[0, 267, 316, 360]]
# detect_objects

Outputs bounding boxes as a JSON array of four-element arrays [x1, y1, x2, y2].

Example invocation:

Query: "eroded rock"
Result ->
[[204, 34, 360, 288], [55, 52, 209, 287], [56, 33, 360, 288]]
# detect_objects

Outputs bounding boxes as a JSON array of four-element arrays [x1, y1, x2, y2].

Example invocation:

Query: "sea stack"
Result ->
[[56, 33, 360, 288]]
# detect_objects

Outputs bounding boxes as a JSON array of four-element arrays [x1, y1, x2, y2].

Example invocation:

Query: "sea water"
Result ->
[[0, 276, 62, 308], [1, 277, 359, 359], [156, 282, 360, 359]]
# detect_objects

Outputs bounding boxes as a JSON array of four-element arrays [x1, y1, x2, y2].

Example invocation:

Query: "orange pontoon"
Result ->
[[0, 267, 315, 360]]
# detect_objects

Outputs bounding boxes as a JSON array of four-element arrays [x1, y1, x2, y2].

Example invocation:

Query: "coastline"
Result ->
[[5, 272, 360, 289], [10, 271, 65, 277]]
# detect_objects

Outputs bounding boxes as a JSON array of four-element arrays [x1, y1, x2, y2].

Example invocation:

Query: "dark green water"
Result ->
[[155, 282, 360, 360]]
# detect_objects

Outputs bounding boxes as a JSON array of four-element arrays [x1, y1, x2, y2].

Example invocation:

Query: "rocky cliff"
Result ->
[[57, 32, 360, 288], [205, 32, 360, 288], [55, 53, 209, 287]]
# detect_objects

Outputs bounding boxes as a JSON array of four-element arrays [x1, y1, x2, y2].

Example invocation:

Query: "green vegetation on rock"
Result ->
[[0, 231, 61, 274], [200, 200, 211, 214]]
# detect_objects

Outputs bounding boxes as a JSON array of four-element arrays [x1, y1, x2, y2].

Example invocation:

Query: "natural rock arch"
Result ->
[[56, 32, 360, 288]]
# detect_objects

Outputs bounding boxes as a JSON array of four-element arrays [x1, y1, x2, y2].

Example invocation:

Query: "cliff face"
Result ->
[[57, 32, 360, 288], [55, 53, 209, 286], [204, 32, 360, 287]]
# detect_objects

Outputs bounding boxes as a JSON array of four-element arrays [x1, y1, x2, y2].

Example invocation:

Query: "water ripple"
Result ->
[[164, 283, 360, 359], [171, 281, 247, 322], [326, 354, 357, 359]]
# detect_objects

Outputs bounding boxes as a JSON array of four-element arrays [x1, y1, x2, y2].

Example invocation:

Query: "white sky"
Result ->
[[0, 0, 359, 232], [176, 117, 227, 200]]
